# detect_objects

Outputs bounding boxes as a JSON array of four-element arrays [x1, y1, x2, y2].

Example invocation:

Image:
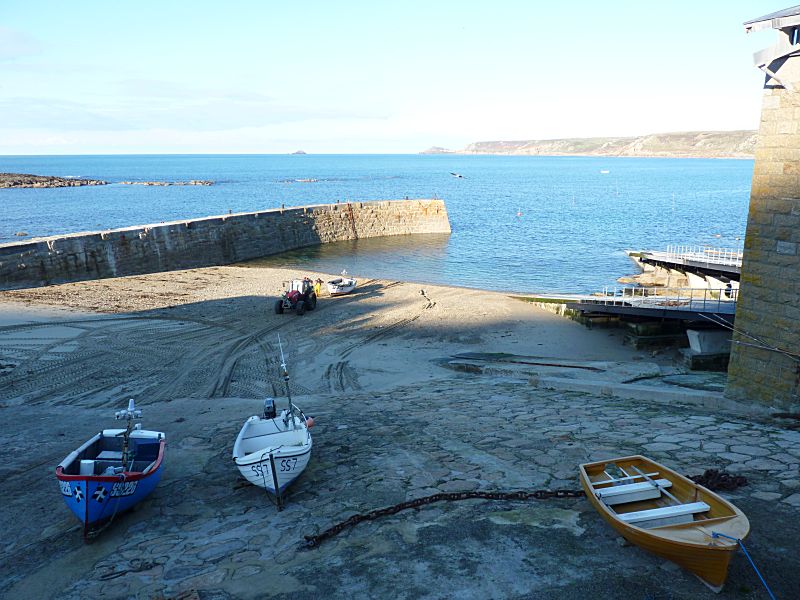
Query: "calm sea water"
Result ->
[[0, 154, 753, 294]]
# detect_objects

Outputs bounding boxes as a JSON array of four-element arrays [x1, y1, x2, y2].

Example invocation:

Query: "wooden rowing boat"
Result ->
[[580, 455, 749, 591]]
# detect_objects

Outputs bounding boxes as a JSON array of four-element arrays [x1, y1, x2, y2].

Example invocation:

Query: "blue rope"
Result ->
[[711, 532, 777, 600]]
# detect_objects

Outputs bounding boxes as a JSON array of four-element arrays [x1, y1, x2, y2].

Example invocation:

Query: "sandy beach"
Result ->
[[1, 265, 799, 599]]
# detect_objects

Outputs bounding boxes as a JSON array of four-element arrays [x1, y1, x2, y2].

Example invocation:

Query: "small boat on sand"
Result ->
[[232, 336, 313, 509], [580, 455, 749, 591], [326, 270, 357, 296], [56, 399, 165, 540]]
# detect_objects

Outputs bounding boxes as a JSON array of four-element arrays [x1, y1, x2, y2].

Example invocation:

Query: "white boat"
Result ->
[[232, 337, 313, 509], [326, 270, 357, 296]]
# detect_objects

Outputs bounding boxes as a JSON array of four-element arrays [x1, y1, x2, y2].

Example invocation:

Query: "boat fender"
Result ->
[[305, 416, 315, 428]]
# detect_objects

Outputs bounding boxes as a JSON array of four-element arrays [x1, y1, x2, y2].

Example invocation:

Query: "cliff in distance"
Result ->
[[422, 130, 757, 159]]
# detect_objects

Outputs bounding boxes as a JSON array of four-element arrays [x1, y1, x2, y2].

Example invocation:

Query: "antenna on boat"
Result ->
[[277, 334, 296, 429], [115, 398, 142, 468]]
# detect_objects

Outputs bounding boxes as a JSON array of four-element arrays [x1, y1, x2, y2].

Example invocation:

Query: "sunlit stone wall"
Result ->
[[726, 56, 800, 409], [0, 199, 451, 290]]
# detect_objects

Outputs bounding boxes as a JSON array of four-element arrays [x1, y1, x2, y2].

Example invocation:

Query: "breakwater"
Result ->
[[0, 199, 450, 290]]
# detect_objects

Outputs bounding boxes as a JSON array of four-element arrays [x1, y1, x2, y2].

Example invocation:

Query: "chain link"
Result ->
[[303, 469, 747, 549], [303, 488, 585, 549]]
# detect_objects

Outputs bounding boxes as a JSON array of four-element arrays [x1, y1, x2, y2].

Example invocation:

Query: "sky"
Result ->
[[0, 1, 791, 154]]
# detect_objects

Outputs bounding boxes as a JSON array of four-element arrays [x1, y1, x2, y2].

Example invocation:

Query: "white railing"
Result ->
[[664, 245, 743, 268], [586, 286, 737, 313]]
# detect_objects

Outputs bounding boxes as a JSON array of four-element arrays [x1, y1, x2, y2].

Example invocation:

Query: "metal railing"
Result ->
[[583, 286, 737, 313], [664, 245, 743, 268]]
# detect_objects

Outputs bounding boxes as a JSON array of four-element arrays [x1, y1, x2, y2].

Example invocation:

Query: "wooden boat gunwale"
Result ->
[[580, 454, 750, 590]]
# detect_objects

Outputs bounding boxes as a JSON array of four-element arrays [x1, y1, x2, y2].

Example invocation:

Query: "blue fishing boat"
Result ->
[[55, 399, 165, 540]]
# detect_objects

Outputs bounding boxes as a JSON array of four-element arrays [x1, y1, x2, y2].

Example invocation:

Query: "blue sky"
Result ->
[[0, 1, 789, 154]]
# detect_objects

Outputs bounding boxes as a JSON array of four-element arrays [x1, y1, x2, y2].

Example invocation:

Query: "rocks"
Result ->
[[783, 493, 800, 507], [0, 173, 107, 188], [753, 491, 783, 501], [643, 442, 682, 452]]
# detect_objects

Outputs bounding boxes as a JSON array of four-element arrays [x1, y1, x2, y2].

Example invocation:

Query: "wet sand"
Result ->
[[1, 266, 798, 599]]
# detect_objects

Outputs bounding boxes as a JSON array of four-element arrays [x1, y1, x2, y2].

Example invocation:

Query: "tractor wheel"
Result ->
[[274, 300, 284, 314], [306, 292, 317, 310], [296, 300, 305, 315]]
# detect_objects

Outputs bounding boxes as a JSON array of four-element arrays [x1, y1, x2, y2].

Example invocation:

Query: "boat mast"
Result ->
[[115, 398, 141, 468], [277, 335, 296, 429]]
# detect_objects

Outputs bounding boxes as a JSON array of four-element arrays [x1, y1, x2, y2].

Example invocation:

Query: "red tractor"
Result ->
[[275, 278, 317, 316]]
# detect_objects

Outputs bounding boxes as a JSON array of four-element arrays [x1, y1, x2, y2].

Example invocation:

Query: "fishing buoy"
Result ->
[[306, 417, 315, 428]]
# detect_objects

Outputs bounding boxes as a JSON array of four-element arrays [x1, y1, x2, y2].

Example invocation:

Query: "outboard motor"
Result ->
[[263, 397, 276, 419]]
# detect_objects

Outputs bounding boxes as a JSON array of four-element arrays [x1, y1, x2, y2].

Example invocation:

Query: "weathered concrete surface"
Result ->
[[1, 269, 798, 599], [0, 199, 450, 290], [3, 384, 799, 599]]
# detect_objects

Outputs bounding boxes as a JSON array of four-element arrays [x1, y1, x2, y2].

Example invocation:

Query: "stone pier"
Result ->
[[0, 199, 451, 290]]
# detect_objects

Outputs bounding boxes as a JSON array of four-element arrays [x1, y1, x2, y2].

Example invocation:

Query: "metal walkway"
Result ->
[[636, 245, 742, 278], [567, 286, 736, 326]]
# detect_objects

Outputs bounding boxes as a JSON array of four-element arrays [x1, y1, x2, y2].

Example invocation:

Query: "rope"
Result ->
[[699, 313, 800, 363], [86, 473, 127, 541], [711, 532, 777, 600]]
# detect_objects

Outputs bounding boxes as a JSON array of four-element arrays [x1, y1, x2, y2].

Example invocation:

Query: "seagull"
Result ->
[[450, 172, 464, 178]]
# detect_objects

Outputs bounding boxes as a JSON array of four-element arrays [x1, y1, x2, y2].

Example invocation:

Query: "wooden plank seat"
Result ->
[[97, 450, 123, 460], [618, 501, 711, 528], [595, 478, 673, 506]]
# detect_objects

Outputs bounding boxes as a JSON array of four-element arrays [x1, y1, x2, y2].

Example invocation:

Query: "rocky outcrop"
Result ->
[[423, 131, 758, 159], [0, 173, 108, 188]]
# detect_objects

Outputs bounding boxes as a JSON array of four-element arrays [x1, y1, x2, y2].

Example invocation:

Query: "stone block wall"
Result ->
[[726, 57, 800, 409], [0, 199, 451, 290]]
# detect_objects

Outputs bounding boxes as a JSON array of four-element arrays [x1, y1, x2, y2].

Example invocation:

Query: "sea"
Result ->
[[0, 154, 753, 295]]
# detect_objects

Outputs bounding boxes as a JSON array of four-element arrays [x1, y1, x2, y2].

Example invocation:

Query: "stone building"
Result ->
[[727, 7, 800, 409]]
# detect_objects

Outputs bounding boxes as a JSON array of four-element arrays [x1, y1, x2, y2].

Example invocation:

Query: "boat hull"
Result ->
[[232, 410, 313, 497], [580, 455, 749, 590], [326, 278, 357, 296], [56, 437, 165, 533], [235, 443, 312, 494]]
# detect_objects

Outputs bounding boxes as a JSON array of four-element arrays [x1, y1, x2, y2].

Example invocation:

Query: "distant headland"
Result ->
[[421, 130, 757, 159]]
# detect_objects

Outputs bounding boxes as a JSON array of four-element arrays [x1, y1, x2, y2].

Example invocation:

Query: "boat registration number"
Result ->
[[59, 481, 73, 496], [251, 458, 298, 478], [110, 481, 138, 497], [279, 458, 298, 472]]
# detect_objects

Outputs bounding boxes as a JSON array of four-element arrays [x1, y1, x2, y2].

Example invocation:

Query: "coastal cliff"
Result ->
[[422, 130, 757, 159]]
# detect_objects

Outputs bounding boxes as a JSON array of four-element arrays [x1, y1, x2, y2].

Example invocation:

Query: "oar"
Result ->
[[629, 465, 681, 505]]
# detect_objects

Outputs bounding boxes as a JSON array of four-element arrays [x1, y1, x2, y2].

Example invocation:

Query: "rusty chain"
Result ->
[[689, 468, 748, 491], [303, 468, 748, 549], [303, 488, 585, 549]]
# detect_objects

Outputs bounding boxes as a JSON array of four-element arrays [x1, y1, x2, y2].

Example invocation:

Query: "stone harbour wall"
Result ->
[[0, 199, 451, 290], [726, 54, 800, 410]]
